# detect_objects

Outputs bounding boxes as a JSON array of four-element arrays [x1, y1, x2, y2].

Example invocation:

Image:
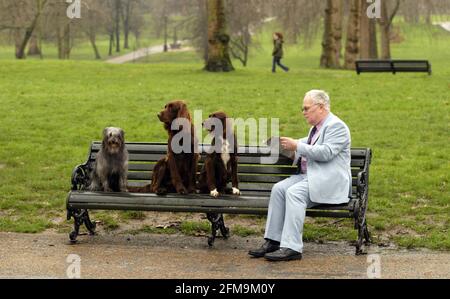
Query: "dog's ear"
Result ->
[[103, 127, 110, 138], [102, 127, 110, 148], [119, 128, 125, 142], [177, 102, 191, 122]]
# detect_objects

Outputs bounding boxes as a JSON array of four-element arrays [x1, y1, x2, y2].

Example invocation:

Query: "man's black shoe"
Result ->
[[264, 247, 302, 261], [248, 239, 280, 258]]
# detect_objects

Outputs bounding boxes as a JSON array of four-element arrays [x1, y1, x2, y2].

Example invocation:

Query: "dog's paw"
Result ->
[[232, 187, 241, 196], [210, 189, 220, 198], [177, 186, 188, 195], [156, 187, 168, 195]]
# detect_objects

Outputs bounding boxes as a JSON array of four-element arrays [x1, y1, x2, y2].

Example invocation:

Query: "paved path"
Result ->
[[435, 22, 450, 32], [106, 43, 193, 64], [0, 232, 448, 279]]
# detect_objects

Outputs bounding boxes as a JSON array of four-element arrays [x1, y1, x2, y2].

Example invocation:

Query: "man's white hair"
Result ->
[[305, 90, 330, 111]]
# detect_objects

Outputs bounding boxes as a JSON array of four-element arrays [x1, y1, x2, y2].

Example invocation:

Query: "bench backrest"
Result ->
[[356, 60, 393, 72], [356, 59, 431, 74], [86, 143, 371, 198], [391, 60, 430, 72]]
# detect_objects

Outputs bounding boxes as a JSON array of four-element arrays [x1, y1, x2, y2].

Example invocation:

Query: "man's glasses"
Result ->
[[301, 103, 321, 112]]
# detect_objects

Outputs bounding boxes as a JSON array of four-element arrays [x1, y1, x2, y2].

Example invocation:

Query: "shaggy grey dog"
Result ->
[[89, 127, 128, 192]]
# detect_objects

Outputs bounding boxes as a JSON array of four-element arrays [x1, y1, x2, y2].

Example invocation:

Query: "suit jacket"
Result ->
[[292, 113, 352, 204]]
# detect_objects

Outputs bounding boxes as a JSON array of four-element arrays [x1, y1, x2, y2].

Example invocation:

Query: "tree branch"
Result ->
[[388, 0, 401, 28]]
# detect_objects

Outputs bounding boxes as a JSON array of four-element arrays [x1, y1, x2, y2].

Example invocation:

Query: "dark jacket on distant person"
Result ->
[[272, 39, 284, 58]]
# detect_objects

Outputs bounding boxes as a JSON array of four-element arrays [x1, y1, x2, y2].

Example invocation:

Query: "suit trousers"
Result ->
[[264, 174, 318, 253]]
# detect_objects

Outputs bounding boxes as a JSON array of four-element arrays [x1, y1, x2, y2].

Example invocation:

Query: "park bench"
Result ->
[[67, 142, 372, 255], [355, 59, 432, 75]]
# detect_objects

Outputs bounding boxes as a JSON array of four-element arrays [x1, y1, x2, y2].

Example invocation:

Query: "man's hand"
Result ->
[[280, 137, 298, 152]]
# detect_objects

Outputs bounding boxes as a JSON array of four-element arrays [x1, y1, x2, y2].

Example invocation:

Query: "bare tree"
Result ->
[[227, 0, 267, 67], [271, 0, 324, 47], [0, 0, 48, 59], [114, 0, 121, 53], [80, 0, 105, 59], [188, 0, 209, 62], [378, 0, 401, 59], [122, 0, 131, 49]]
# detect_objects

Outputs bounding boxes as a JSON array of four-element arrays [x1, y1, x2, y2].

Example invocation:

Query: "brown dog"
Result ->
[[197, 111, 240, 197], [149, 100, 199, 194]]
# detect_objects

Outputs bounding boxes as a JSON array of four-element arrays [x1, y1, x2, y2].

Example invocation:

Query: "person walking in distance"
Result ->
[[272, 32, 289, 73]]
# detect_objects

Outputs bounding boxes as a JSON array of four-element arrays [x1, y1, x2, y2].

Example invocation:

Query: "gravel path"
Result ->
[[106, 43, 193, 64], [0, 232, 448, 279]]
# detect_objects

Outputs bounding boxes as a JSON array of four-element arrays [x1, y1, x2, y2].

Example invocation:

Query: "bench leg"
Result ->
[[68, 209, 96, 243], [356, 222, 366, 255], [364, 225, 372, 245], [83, 210, 97, 235], [218, 214, 230, 240], [206, 213, 230, 247], [355, 211, 371, 255]]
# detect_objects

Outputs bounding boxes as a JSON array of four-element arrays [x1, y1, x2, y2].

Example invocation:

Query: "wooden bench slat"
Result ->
[[128, 164, 365, 177], [90, 143, 369, 157], [127, 172, 359, 186], [97, 153, 365, 168], [68, 192, 357, 212]]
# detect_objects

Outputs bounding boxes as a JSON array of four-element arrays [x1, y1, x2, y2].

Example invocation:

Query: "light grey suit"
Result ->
[[264, 112, 352, 253]]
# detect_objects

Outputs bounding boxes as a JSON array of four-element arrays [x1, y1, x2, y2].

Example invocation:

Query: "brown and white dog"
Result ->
[[89, 127, 128, 192], [197, 111, 240, 197], [149, 100, 199, 195]]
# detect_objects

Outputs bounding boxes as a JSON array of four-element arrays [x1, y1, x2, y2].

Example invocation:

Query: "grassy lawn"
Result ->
[[0, 22, 449, 250]]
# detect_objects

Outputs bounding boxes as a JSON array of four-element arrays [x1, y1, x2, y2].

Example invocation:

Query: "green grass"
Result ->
[[0, 21, 449, 250], [180, 221, 211, 236], [232, 225, 261, 237]]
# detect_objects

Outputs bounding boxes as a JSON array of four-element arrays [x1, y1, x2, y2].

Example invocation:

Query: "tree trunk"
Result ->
[[123, 0, 131, 49], [57, 22, 71, 60], [205, 0, 234, 72], [369, 19, 378, 58], [27, 34, 41, 56], [320, 0, 341, 68], [379, 0, 391, 59], [286, 0, 300, 44], [86, 6, 101, 60], [378, 0, 400, 59], [404, 0, 419, 23], [334, 0, 343, 63], [15, 29, 23, 58], [360, 0, 378, 59], [63, 23, 71, 59], [344, 0, 361, 69], [89, 29, 102, 59], [198, 0, 209, 62], [115, 0, 121, 53], [109, 32, 114, 56], [424, 0, 433, 24]]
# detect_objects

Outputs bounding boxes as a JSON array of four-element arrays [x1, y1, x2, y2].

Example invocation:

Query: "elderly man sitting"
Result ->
[[249, 90, 352, 261]]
